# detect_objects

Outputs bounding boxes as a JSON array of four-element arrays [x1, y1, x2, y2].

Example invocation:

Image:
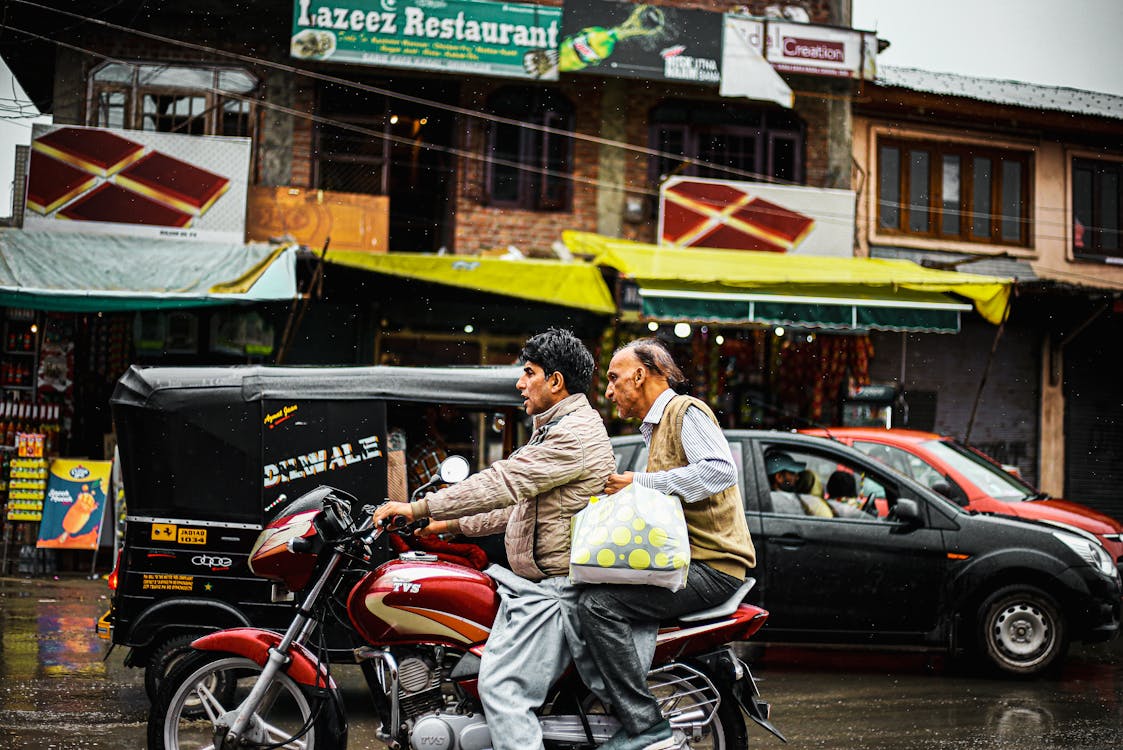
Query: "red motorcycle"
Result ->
[[147, 461, 784, 750]]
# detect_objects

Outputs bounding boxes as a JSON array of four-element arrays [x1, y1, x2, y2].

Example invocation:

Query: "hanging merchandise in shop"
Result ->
[[291, 0, 562, 80]]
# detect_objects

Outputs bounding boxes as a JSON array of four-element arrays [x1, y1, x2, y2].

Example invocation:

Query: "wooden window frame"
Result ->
[[1072, 157, 1123, 262], [877, 138, 1033, 248], [648, 100, 804, 187], [484, 87, 574, 213], [87, 62, 259, 140]]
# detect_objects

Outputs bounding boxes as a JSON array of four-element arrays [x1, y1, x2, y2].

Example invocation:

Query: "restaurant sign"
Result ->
[[291, 0, 562, 80]]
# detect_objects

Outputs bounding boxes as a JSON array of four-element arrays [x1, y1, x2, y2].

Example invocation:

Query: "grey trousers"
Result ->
[[478, 565, 657, 750], [576, 562, 743, 735]]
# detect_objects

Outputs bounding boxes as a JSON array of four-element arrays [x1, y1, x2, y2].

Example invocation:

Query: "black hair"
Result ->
[[520, 328, 595, 394], [616, 337, 686, 390]]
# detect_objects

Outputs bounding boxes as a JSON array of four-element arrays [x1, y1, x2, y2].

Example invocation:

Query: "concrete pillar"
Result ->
[[826, 80, 853, 190], [596, 78, 627, 238], [258, 68, 295, 187], [1038, 333, 1065, 496]]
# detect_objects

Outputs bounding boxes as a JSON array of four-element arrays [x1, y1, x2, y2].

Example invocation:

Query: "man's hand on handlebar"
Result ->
[[373, 501, 415, 529], [417, 519, 452, 538]]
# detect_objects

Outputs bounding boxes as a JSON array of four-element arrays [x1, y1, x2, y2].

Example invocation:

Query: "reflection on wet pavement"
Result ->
[[1, 576, 146, 749], [1, 576, 1120, 749]]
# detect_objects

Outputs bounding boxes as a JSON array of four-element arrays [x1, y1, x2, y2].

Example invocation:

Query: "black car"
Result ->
[[612, 430, 1121, 676]]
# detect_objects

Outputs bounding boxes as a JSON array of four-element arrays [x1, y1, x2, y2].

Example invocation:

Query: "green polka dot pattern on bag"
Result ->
[[569, 484, 691, 591]]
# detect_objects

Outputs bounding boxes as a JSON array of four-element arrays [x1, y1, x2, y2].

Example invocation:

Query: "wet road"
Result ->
[[1, 575, 1120, 749]]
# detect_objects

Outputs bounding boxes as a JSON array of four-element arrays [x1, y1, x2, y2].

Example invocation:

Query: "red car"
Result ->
[[799, 427, 1123, 573]]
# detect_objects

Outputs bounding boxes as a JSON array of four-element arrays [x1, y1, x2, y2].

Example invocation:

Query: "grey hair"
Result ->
[[616, 338, 686, 390]]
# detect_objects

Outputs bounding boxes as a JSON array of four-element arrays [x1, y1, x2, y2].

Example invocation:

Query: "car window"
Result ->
[[762, 445, 892, 521], [921, 439, 1033, 502], [853, 440, 945, 488], [613, 443, 637, 473]]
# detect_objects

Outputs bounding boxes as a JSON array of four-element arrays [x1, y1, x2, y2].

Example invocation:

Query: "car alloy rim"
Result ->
[[993, 602, 1051, 660]]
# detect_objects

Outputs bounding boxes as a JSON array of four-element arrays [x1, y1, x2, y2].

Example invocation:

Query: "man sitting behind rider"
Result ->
[[373, 328, 614, 750], [578, 337, 757, 750]]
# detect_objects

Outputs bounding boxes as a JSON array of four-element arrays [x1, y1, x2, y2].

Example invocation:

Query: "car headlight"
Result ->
[[1053, 531, 1119, 579]]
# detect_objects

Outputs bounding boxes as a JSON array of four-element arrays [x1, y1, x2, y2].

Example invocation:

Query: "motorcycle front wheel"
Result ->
[[147, 650, 332, 750]]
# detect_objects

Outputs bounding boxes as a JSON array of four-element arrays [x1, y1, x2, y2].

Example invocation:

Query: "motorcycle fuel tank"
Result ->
[[348, 555, 499, 646]]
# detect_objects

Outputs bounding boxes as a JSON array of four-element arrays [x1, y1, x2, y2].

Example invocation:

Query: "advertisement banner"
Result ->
[[25, 124, 250, 243], [557, 0, 722, 84], [36, 459, 113, 550], [291, 0, 562, 80], [659, 176, 856, 257]]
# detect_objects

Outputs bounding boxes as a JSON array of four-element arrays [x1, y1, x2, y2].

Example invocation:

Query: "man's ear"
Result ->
[[550, 371, 566, 393]]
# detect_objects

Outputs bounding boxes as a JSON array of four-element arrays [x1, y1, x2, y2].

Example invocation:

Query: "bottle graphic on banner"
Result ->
[[558, 4, 666, 72]]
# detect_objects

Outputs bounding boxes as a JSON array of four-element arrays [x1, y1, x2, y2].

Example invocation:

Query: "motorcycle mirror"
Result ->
[[439, 455, 471, 484]]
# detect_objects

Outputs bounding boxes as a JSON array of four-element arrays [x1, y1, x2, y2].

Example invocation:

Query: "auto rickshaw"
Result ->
[[100, 363, 525, 702]]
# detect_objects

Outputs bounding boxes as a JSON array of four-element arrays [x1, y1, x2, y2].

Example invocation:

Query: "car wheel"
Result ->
[[977, 585, 1068, 677]]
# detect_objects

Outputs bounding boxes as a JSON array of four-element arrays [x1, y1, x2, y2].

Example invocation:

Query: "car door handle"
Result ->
[[775, 533, 805, 549]]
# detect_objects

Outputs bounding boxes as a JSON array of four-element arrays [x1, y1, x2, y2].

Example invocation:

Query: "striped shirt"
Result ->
[[632, 389, 737, 503]]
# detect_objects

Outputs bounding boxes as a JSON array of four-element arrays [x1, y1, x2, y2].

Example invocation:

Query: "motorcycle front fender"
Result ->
[[191, 628, 336, 690], [191, 628, 349, 746]]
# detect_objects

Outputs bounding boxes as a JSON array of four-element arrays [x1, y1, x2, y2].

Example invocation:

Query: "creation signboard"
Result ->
[[290, 0, 562, 80], [658, 176, 856, 258], [724, 16, 877, 79], [24, 124, 250, 243], [557, 0, 723, 84]]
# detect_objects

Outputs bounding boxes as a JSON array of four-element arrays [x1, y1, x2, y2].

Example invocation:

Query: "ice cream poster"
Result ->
[[36, 459, 113, 550]]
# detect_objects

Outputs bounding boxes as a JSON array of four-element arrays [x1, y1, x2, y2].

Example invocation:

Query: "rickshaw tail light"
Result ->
[[107, 550, 122, 591]]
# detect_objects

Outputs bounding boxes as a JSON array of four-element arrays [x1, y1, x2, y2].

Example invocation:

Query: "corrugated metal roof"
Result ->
[[875, 65, 1123, 121]]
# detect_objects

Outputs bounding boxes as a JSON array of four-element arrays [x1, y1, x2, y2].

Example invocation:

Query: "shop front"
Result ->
[[0, 229, 298, 574]]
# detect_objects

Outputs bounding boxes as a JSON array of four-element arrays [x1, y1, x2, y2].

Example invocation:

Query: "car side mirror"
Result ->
[[439, 455, 471, 484], [893, 498, 922, 525], [930, 481, 967, 506]]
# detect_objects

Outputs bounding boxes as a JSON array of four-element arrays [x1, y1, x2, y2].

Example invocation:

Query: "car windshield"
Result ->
[[921, 439, 1036, 502]]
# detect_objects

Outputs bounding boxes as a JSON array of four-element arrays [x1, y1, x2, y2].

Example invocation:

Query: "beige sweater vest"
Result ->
[[647, 395, 757, 579]]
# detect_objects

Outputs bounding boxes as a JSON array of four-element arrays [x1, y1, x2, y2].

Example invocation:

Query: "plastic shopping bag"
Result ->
[[569, 483, 690, 591]]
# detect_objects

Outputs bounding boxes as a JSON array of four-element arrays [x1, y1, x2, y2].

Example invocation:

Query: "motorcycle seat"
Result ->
[[676, 578, 756, 623]]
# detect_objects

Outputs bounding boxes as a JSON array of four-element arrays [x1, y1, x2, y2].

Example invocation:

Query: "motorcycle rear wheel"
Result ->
[[147, 650, 331, 750], [575, 669, 745, 750]]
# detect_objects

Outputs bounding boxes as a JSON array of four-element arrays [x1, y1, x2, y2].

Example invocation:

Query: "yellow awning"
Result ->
[[565, 231, 1013, 325], [325, 251, 616, 315]]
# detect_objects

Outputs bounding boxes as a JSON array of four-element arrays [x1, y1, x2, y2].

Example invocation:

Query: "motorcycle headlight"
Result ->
[[1053, 531, 1118, 579]]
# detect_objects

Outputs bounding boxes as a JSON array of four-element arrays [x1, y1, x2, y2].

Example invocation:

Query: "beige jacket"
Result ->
[[412, 393, 614, 581]]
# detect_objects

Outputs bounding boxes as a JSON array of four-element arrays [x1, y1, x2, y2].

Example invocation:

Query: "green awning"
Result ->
[[0, 230, 298, 312], [325, 250, 616, 315], [565, 231, 1014, 331], [639, 284, 969, 333]]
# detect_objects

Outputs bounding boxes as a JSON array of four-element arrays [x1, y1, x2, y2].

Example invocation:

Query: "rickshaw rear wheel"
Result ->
[[145, 633, 234, 717]]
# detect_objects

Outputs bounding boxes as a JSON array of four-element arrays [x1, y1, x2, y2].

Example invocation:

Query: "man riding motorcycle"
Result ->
[[373, 327, 615, 750]]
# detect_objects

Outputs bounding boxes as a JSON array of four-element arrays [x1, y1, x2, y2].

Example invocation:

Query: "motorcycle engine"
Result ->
[[410, 713, 490, 750]]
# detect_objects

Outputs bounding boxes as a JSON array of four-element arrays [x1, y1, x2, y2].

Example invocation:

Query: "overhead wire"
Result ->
[[1, 0, 1117, 248], [5, 0, 802, 187]]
